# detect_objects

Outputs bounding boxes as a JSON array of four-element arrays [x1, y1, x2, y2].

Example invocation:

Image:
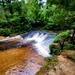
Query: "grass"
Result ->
[[67, 54, 75, 62]]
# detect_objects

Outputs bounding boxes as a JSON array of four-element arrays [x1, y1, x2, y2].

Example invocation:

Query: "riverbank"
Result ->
[[36, 50, 75, 75]]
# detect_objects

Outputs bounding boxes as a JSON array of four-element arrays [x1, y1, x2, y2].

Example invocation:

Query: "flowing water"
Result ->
[[0, 30, 55, 75]]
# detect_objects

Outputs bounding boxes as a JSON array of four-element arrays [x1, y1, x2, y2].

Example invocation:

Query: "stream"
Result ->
[[0, 30, 55, 75]]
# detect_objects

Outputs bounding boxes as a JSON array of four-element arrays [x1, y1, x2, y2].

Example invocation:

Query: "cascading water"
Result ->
[[0, 30, 55, 57], [23, 31, 56, 57], [0, 30, 56, 75]]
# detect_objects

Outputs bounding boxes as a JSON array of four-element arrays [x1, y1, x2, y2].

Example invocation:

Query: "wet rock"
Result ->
[[19, 70, 24, 72]]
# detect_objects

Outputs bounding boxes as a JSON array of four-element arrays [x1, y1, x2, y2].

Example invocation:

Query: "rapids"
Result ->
[[0, 30, 55, 75], [0, 30, 55, 57]]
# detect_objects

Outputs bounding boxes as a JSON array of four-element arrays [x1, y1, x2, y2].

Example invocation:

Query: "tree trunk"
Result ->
[[7, 0, 13, 15], [59, 38, 65, 50], [71, 29, 75, 45]]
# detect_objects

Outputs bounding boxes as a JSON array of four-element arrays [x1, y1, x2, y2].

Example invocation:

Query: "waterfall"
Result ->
[[0, 30, 55, 57], [21, 30, 56, 57]]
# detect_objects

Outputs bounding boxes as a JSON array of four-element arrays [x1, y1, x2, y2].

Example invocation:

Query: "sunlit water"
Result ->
[[0, 30, 55, 75]]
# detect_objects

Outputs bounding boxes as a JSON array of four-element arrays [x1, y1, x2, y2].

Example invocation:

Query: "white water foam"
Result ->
[[0, 31, 55, 57], [24, 33, 50, 57], [24, 32, 55, 57]]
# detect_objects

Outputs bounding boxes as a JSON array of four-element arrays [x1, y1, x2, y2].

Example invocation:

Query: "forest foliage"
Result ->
[[0, 0, 75, 35]]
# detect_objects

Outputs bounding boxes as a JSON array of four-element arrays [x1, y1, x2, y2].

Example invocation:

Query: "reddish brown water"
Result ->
[[0, 37, 46, 75]]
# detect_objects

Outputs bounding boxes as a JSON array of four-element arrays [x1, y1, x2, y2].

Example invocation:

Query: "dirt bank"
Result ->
[[36, 50, 75, 75]]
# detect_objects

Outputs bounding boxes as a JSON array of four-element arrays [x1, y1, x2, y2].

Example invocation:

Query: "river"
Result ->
[[0, 30, 55, 75]]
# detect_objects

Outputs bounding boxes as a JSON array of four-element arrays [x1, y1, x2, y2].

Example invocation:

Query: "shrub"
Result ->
[[0, 28, 11, 36], [53, 30, 71, 43], [49, 44, 61, 55], [64, 43, 74, 50], [0, 20, 8, 28]]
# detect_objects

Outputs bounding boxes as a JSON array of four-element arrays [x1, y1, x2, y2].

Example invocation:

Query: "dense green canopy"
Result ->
[[0, 0, 75, 35]]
